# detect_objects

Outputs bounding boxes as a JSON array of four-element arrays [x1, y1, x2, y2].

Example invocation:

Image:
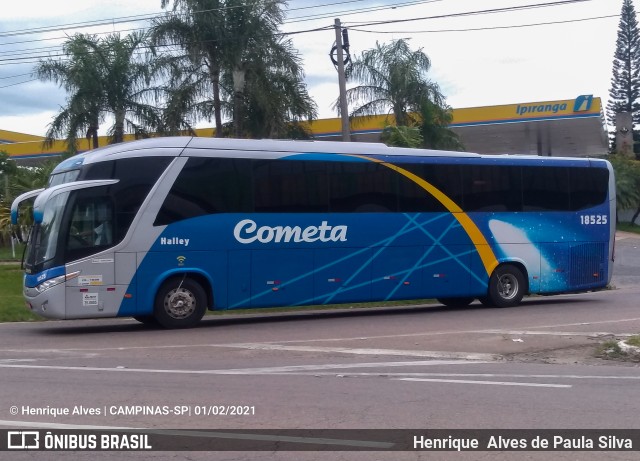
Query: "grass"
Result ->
[[0, 243, 25, 261], [626, 335, 640, 347], [0, 264, 42, 322], [617, 222, 640, 235], [595, 338, 640, 362]]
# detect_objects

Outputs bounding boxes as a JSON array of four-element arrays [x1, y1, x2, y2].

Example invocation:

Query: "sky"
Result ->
[[0, 0, 624, 137]]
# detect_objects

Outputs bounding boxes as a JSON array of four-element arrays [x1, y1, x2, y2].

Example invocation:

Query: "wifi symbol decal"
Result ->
[[177, 256, 186, 266]]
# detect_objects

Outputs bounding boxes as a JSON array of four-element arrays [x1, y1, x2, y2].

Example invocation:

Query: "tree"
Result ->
[[418, 99, 464, 151], [380, 125, 422, 148], [35, 36, 104, 150], [96, 32, 164, 143], [153, 0, 226, 137], [340, 39, 461, 150], [155, 0, 316, 138], [222, 0, 285, 137], [607, 0, 640, 147], [0, 153, 58, 245], [609, 156, 640, 222], [223, 36, 317, 138], [340, 39, 444, 125], [35, 32, 162, 150]]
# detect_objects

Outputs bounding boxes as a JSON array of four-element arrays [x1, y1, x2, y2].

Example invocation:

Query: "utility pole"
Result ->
[[616, 112, 634, 157], [333, 18, 351, 142]]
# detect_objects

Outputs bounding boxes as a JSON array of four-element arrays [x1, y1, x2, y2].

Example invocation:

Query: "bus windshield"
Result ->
[[25, 188, 115, 274], [25, 192, 69, 272]]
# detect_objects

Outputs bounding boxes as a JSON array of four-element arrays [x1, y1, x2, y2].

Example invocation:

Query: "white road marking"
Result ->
[[0, 344, 500, 361], [474, 330, 635, 337], [223, 343, 499, 361], [284, 372, 640, 380], [243, 318, 640, 344], [396, 378, 572, 388], [0, 359, 490, 376]]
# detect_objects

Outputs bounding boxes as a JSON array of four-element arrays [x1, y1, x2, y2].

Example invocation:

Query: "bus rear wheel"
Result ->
[[437, 297, 474, 308], [488, 265, 526, 308], [154, 277, 207, 328]]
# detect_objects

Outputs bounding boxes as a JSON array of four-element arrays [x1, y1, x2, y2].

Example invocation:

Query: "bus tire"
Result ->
[[488, 265, 526, 308], [437, 297, 474, 307], [154, 277, 207, 329]]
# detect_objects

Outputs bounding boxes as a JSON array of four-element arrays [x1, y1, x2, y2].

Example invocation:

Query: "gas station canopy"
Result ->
[[2, 95, 608, 165]]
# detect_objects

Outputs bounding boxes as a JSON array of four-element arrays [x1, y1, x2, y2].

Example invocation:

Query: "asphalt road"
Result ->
[[1, 233, 640, 460]]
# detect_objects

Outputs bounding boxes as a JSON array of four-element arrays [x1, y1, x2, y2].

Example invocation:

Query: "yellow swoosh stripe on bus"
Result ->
[[349, 154, 499, 277]]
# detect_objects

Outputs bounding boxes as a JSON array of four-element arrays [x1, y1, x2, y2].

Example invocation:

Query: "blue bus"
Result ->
[[11, 137, 615, 328]]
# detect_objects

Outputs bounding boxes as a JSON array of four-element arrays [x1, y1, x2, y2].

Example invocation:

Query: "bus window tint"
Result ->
[[522, 166, 570, 211], [397, 163, 460, 212], [254, 160, 329, 212], [65, 191, 115, 262], [462, 165, 523, 212], [570, 167, 609, 210], [155, 158, 252, 225], [329, 162, 397, 212], [109, 157, 172, 240], [397, 172, 443, 212]]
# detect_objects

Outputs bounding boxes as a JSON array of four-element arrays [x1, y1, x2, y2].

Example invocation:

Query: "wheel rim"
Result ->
[[164, 287, 196, 319], [497, 273, 518, 300]]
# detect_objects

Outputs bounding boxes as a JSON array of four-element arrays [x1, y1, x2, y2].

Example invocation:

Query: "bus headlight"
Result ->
[[34, 271, 80, 294]]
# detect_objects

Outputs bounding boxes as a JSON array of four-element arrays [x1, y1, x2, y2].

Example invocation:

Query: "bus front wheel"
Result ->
[[488, 265, 526, 308], [154, 277, 207, 328]]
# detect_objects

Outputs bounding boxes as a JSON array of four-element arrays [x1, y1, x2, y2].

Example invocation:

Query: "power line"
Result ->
[[0, 72, 33, 80], [0, 0, 607, 67], [0, 0, 397, 49], [344, 0, 597, 27], [0, 78, 38, 88], [349, 13, 620, 34], [0, 24, 335, 65], [285, 0, 444, 24], [0, 0, 378, 39]]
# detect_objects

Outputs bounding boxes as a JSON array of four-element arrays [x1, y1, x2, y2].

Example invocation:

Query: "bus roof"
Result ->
[[52, 137, 607, 173]]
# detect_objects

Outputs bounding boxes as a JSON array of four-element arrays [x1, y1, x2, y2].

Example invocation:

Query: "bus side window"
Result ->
[[522, 167, 570, 211], [328, 162, 397, 212], [254, 160, 329, 213], [65, 194, 114, 259], [569, 167, 609, 210], [155, 158, 252, 225], [462, 165, 522, 212]]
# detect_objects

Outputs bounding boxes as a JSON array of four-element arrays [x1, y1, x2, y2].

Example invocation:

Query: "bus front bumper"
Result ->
[[24, 282, 66, 319]]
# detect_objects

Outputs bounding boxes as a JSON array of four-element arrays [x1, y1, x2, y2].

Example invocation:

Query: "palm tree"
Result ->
[[95, 32, 163, 143], [419, 99, 464, 151], [340, 39, 445, 126], [221, 0, 286, 137], [35, 32, 162, 150], [155, 0, 316, 138], [223, 35, 317, 138], [380, 125, 422, 148], [338, 39, 461, 150], [35, 35, 104, 151], [153, 0, 226, 136]]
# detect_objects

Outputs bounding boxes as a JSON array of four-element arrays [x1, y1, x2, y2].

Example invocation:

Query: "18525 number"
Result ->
[[580, 214, 608, 225]]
